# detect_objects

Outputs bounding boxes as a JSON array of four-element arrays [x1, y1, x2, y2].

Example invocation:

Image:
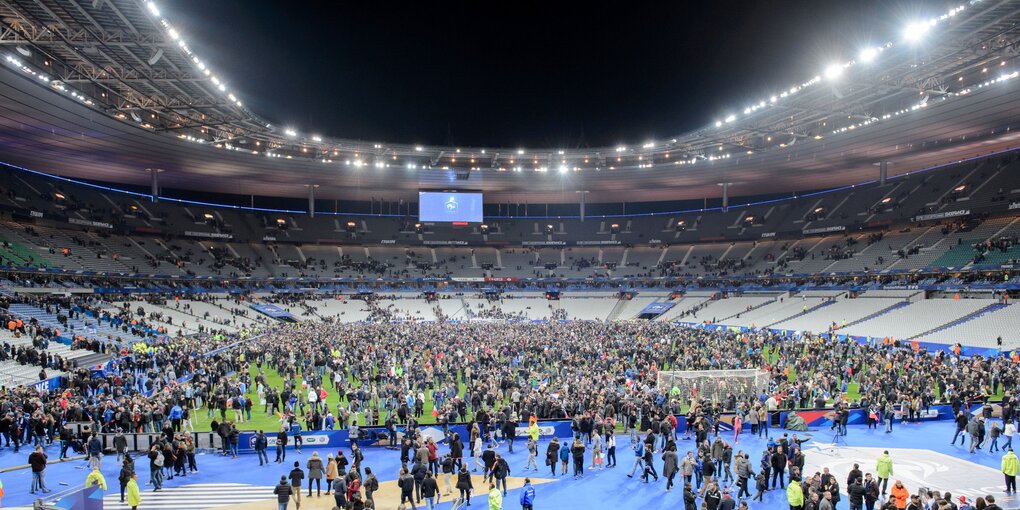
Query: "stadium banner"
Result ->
[[30, 210, 43, 218], [913, 209, 970, 222], [184, 230, 233, 239], [1010, 202, 1020, 211], [640, 302, 675, 314], [235, 420, 577, 454], [576, 240, 621, 245], [774, 404, 954, 429], [760, 232, 776, 238], [68, 217, 113, 229], [32, 375, 64, 392], [250, 303, 295, 320], [423, 240, 469, 246], [522, 241, 566, 246], [803, 225, 845, 235], [230, 406, 959, 455]]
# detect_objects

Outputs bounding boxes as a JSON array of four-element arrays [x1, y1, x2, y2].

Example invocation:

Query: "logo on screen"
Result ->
[[445, 196, 458, 213]]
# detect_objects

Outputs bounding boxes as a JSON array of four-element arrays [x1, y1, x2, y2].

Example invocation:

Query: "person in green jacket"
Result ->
[[488, 482, 503, 510], [787, 478, 804, 510], [875, 451, 893, 496], [126, 473, 142, 510], [1002, 448, 1019, 494]]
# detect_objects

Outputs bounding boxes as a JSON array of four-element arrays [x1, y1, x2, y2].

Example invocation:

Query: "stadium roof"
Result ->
[[1, 0, 1020, 202]]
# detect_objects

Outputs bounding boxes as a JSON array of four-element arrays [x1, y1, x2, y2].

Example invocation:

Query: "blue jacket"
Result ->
[[520, 483, 535, 505], [559, 444, 570, 462], [169, 405, 183, 420]]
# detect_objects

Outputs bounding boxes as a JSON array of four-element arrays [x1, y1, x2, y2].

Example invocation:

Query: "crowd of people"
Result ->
[[0, 310, 1018, 509]]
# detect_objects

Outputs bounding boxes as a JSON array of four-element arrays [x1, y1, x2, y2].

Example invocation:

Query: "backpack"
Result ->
[[154, 452, 164, 467]]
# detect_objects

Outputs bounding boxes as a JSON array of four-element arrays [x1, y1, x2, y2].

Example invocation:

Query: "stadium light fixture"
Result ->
[[146, 1, 160, 16], [724, 114, 736, 123], [903, 20, 934, 42], [859, 47, 879, 63], [284, 128, 297, 137], [558, 165, 568, 174], [824, 64, 844, 81], [311, 135, 322, 142]]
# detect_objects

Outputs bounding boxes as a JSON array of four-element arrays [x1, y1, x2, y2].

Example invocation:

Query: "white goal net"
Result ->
[[656, 369, 771, 404]]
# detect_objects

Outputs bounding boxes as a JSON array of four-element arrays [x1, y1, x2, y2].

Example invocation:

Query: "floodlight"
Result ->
[[824, 64, 843, 80], [859, 47, 879, 63], [903, 20, 933, 42]]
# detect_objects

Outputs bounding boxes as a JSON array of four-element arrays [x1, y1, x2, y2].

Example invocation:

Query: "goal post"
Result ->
[[656, 368, 770, 404]]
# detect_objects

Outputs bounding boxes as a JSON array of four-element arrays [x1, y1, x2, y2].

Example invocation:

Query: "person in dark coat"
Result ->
[[848, 476, 866, 510], [456, 464, 473, 506], [398, 466, 416, 509], [273, 476, 293, 509], [684, 482, 698, 510], [118, 455, 135, 503], [412, 460, 429, 502], [546, 437, 560, 477], [864, 473, 880, 510], [502, 419, 517, 453], [450, 432, 464, 470], [704, 482, 722, 510], [663, 445, 679, 492], [771, 446, 788, 489], [421, 471, 440, 508]]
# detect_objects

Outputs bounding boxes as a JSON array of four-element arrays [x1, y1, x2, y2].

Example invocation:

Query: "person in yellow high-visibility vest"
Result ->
[[1002, 448, 1019, 494], [85, 465, 107, 492]]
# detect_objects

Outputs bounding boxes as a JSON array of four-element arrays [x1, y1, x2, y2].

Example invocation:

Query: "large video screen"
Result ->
[[419, 191, 483, 223]]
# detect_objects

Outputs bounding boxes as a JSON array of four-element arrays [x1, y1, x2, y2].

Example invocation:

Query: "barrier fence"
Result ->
[[81, 402, 969, 456]]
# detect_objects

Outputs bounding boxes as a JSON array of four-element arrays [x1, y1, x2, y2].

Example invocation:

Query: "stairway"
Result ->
[[907, 303, 1008, 340], [765, 299, 836, 328], [841, 301, 911, 329], [606, 298, 629, 321]]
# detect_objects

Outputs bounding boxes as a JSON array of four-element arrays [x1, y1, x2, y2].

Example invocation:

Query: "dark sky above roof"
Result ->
[[167, 0, 938, 148]]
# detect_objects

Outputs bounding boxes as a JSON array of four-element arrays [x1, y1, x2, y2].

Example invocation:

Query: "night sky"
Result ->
[[167, 0, 939, 148]]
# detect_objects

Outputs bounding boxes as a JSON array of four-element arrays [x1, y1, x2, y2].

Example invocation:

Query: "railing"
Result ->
[[32, 482, 86, 510]]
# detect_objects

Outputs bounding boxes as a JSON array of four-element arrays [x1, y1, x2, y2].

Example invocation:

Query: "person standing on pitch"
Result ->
[[126, 473, 142, 510], [1002, 447, 1019, 494], [273, 475, 293, 510], [520, 478, 535, 510], [29, 446, 50, 494], [875, 451, 893, 496], [85, 465, 107, 493]]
